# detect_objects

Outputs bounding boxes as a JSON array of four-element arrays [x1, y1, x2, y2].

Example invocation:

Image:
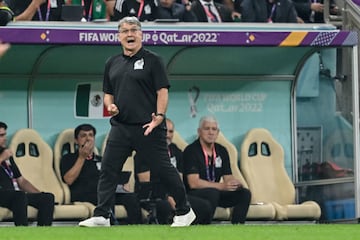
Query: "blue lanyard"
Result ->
[[1, 161, 13, 179], [37, 0, 51, 21], [268, 3, 276, 23], [201, 145, 216, 182]]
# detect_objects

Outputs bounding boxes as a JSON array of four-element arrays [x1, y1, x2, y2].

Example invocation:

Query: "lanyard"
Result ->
[[1, 161, 13, 179], [37, 0, 51, 21], [268, 3, 276, 23], [201, 145, 216, 182], [1, 160, 20, 190], [80, 0, 93, 21], [137, 0, 145, 19]]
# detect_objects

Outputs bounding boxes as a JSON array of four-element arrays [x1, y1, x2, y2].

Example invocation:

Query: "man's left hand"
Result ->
[[142, 113, 164, 136]]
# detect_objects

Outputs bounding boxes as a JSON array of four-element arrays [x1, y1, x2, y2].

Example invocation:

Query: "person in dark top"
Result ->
[[190, 0, 233, 22], [0, 121, 54, 226], [292, 0, 339, 23], [134, 118, 213, 224], [79, 16, 195, 227], [156, 0, 197, 22], [183, 116, 251, 224], [60, 124, 142, 225], [241, 0, 298, 23], [111, 0, 159, 21], [5, 0, 64, 21]]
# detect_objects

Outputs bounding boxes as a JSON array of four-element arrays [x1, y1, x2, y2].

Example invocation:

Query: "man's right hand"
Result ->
[[107, 103, 119, 116]]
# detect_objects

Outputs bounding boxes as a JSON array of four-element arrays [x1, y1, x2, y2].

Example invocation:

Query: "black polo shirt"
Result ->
[[103, 47, 170, 125], [60, 152, 101, 204], [0, 157, 21, 191], [183, 139, 232, 191]]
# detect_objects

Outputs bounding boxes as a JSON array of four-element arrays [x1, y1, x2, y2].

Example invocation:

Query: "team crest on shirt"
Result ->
[[134, 58, 144, 70], [144, 4, 152, 14]]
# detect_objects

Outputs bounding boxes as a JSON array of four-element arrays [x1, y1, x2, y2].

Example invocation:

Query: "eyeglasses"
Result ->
[[119, 28, 140, 34]]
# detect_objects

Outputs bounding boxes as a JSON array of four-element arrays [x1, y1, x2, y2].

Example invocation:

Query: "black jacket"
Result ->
[[241, 0, 298, 23], [191, 0, 233, 22], [292, 0, 336, 23], [157, 2, 197, 22]]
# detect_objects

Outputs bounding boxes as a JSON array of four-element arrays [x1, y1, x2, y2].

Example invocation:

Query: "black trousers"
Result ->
[[0, 190, 54, 226], [94, 121, 190, 218], [114, 193, 143, 224], [188, 187, 251, 224]]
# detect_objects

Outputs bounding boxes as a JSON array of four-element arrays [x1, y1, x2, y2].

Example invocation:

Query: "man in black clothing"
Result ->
[[111, 0, 158, 21], [60, 124, 142, 225], [0, 121, 54, 226], [5, 0, 64, 21], [79, 16, 195, 227], [134, 118, 213, 225], [190, 0, 233, 22], [241, 0, 298, 23], [292, 0, 338, 23], [183, 116, 251, 224], [157, 0, 197, 22]]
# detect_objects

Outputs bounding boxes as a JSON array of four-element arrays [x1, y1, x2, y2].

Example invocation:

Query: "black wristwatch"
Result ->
[[155, 113, 165, 118]]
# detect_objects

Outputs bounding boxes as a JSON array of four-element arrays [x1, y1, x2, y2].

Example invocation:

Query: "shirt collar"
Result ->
[[200, 0, 214, 6]]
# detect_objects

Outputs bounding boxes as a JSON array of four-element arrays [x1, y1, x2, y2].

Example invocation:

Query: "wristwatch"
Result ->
[[155, 113, 165, 118]]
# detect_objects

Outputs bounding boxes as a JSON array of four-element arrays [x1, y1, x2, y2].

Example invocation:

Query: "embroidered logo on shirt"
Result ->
[[144, 4, 152, 14], [134, 58, 144, 70], [215, 156, 222, 168], [129, 8, 136, 14]]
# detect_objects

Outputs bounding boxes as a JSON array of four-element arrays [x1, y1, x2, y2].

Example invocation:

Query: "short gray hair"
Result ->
[[198, 115, 219, 129], [118, 16, 142, 31]]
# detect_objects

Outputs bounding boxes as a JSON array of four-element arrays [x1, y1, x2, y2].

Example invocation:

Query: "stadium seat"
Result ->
[[214, 131, 276, 221], [9, 128, 91, 221], [240, 128, 321, 220], [54, 129, 127, 220]]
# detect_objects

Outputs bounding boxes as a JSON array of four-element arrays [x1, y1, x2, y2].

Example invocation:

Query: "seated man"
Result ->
[[0, 121, 54, 226], [60, 124, 143, 225], [183, 116, 251, 224], [134, 118, 213, 224]]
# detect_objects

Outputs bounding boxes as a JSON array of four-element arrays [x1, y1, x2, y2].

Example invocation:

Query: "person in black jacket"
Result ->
[[157, 0, 197, 22], [241, 0, 298, 23], [292, 0, 339, 23], [190, 0, 233, 22]]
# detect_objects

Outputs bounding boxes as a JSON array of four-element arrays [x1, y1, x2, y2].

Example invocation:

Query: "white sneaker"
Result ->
[[171, 208, 196, 227], [78, 216, 110, 227]]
